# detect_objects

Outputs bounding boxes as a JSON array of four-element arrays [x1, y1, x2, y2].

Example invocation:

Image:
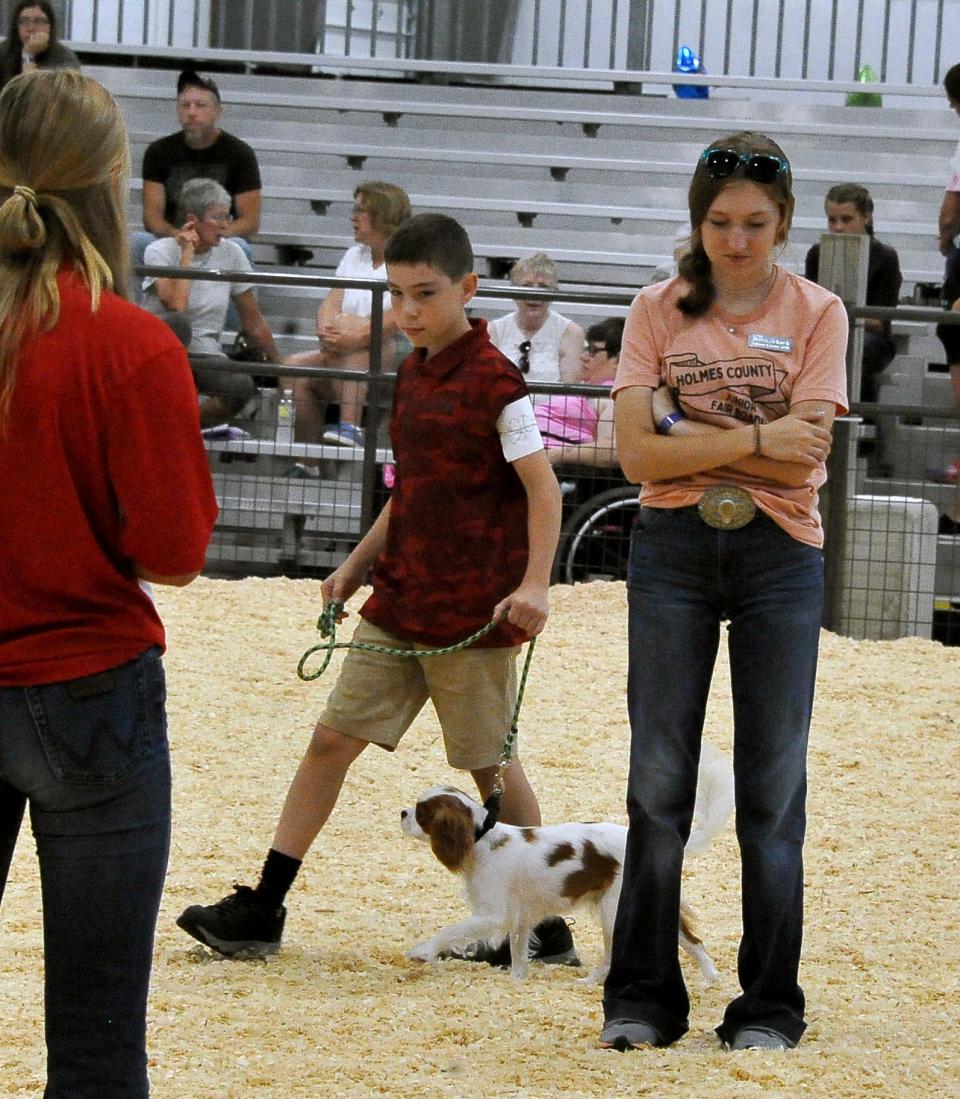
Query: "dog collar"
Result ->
[[475, 789, 502, 840]]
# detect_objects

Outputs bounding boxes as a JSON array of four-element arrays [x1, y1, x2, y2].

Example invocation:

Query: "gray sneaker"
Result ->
[[729, 1027, 793, 1051], [599, 1020, 663, 1050]]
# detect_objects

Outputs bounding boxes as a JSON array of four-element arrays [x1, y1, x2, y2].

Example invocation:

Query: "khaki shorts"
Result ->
[[320, 619, 519, 770]]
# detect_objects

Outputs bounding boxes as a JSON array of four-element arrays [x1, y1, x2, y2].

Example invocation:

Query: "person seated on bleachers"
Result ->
[[132, 68, 262, 313], [141, 69, 261, 243], [931, 273, 960, 530], [804, 183, 901, 403], [930, 63, 960, 514], [140, 178, 279, 429], [488, 253, 585, 395], [280, 181, 412, 465], [536, 317, 624, 469], [0, 2, 79, 87]]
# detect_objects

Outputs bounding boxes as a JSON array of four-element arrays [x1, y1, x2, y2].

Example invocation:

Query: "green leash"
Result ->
[[297, 600, 537, 782]]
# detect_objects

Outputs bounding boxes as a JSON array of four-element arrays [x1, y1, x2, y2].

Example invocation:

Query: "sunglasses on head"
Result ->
[[517, 340, 531, 374], [700, 148, 788, 184]]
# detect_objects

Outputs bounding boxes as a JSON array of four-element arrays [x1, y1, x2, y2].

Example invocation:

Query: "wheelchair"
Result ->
[[550, 465, 640, 585]]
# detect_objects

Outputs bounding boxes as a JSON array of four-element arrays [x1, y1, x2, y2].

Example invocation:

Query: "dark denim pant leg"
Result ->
[[0, 648, 172, 1099], [715, 518, 824, 1047], [0, 781, 27, 902], [603, 508, 723, 1043]]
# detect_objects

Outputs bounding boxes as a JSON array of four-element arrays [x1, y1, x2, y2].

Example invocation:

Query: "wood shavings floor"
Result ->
[[1, 579, 958, 1097]]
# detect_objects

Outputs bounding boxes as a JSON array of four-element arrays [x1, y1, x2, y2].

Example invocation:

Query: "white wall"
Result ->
[[62, 0, 959, 98], [66, 0, 211, 47], [509, 0, 958, 91]]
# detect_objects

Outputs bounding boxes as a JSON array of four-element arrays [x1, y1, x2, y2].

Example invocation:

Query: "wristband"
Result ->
[[753, 421, 763, 457], [657, 411, 685, 435]]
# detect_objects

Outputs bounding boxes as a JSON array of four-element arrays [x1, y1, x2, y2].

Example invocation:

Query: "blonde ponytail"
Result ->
[[0, 69, 130, 424]]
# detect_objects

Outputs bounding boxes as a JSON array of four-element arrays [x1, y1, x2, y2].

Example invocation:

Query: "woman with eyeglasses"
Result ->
[[535, 316, 624, 468], [141, 176, 280, 428], [488, 252, 585, 397], [0, 2, 79, 87], [600, 132, 848, 1054]]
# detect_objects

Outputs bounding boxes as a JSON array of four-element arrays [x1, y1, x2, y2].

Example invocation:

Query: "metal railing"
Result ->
[[138, 262, 960, 643], [57, 0, 958, 89]]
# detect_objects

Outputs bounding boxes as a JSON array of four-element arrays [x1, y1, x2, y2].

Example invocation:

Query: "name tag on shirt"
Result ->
[[747, 333, 793, 353]]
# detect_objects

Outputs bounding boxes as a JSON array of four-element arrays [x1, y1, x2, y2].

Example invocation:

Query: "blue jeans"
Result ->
[[603, 507, 824, 1046], [0, 648, 171, 1098]]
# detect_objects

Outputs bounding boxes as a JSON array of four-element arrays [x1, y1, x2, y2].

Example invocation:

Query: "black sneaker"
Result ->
[[530, 916, 581, 966], [439, 917, 580, 969], [439, 936, 511, 967], [176, 885, 285, 957]]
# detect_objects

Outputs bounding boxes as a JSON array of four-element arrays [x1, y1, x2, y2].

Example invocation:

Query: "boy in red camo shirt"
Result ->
[[178, 214, 575, 967]]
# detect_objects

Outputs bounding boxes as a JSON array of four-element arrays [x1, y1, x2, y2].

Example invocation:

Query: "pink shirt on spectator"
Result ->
[[534, 380, 613, 447]]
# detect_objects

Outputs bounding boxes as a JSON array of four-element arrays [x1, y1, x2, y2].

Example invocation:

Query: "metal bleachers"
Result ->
[[97, 63, 951, 295], [100, 57, 960, 628]]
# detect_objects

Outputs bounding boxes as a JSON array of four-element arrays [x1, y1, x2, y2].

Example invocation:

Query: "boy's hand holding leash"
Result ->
[[493, 582, 549, 638], [319, 562, 366, 626]]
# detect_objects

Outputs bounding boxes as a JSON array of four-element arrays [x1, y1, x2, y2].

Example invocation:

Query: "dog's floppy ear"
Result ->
[[427, 802, 475, 872]]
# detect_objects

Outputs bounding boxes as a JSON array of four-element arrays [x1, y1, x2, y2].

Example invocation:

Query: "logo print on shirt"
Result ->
[[665, 353, 790, 422]]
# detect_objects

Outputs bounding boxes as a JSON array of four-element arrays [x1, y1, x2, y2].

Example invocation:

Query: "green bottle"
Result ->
[[846, 63, 883, 108]]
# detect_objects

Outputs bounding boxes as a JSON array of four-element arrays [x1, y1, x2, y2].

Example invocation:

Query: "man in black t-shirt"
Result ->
[[141, 69, 262, 241]]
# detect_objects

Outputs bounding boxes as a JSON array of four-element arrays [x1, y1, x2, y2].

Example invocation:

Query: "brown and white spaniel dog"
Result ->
[[401, 745, 732, 982]]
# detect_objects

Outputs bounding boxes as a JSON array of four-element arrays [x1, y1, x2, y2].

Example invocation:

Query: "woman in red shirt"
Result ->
[[0, 70, 217, 1096]]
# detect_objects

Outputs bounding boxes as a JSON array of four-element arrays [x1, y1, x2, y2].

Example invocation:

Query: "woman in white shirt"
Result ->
[[284, 181, 411, 461], [487, 253, 585, 394]]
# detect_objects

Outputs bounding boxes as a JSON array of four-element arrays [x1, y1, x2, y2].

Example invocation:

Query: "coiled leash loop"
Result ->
[[297, 599, 537, 807]]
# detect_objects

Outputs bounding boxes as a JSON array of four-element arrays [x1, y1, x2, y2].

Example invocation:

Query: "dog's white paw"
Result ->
[[582, 963, 609, 985], [701, 960, 720, 986], [694, 951, 720, 985], [407, 942, 440, 963]]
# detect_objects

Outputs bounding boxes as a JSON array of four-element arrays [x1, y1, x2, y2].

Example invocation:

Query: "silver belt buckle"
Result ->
[[697, 485, 756, 530]]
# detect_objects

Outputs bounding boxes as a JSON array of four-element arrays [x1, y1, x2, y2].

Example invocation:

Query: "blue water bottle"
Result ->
[[673, 45, 709, 99]]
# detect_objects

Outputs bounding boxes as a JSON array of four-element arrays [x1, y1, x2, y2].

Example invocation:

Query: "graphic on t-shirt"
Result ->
[[665, 352, 790, 423]]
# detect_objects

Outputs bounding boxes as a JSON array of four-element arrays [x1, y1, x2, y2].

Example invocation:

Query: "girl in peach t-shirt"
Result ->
[[600, 132, 848, 1057]]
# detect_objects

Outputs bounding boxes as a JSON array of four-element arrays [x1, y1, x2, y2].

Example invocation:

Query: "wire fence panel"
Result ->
[[139, 265, 960, 645]]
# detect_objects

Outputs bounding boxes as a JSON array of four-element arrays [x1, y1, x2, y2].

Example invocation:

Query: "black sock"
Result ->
[[254, 848, 302, 908]]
